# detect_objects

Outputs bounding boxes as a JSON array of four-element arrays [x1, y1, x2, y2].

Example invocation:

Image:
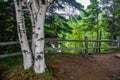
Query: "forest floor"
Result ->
[[0, 51, 120, 80], [46, 51, 120, 80]]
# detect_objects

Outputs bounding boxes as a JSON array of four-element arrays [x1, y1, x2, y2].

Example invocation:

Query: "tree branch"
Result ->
[[23, 0, 32, 15]]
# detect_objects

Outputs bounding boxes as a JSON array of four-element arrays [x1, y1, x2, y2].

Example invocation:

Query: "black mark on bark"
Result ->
[[27, 52, 30, 54], [18, 9, 21, 12], [35, 34, 38, 38], [35, 45, 38, 47], [18, 25, 22, 38], [38, 27, 40, 30], [42, 0, 46, 4], [36, 51, 44, 54], [40, 51, 44, 54], [21, 41, 23, 43], [37, 55, 43, 60], [36, 58, 38, 61], [23, 50, 28, 53], [32, 32, 35, 34], [37, 38, 44, 41]]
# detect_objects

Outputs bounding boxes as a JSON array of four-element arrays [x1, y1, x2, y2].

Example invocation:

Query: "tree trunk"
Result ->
[[96, 30, 99, 53], [98, 31, 101, 53], [26, 2, 36, 54], [14, 0, 33, 69], [32, 4, 47, 73]]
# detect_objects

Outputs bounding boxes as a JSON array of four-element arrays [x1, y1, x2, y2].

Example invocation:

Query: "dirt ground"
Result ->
[[46, 51, 120, 80], [0, 51, 120, 80]]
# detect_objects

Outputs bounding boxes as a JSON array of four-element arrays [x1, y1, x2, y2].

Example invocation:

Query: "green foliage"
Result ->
[[115, 7, 120, 16], [0, 0, 120, 55], [81, 1, 111, 53], [100, 0, 120, 39], [0, 0, 4, 2], [45, 15, 72, 39], [0, 2, 20, 54], [0, 2, 16, 42], [63, 16, 110, 53], [62, 0, 112, 54], [63, 21, 85, 54]]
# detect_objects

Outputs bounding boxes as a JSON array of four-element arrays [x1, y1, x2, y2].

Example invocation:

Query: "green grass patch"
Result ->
[[0, 55, 23, 67], [0, 56, 57, 80]]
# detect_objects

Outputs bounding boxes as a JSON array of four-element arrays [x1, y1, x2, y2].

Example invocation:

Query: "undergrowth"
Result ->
[[0, 56, 57, 80]]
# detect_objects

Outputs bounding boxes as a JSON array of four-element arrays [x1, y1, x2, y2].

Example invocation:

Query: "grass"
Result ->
[[0, 55, 23, 67], [0, 55, 57, 80]]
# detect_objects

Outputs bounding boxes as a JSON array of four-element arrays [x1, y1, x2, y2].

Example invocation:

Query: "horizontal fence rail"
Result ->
[[45, 47, 86, 51], [0, 40, 32, 46], [89, 46, 118, 49], [0, 52, 21, 58], [0, 41, 19, 46], [0, 37, 120, 58], [0, 40, 117, 46], [89, 40, 118, 42]]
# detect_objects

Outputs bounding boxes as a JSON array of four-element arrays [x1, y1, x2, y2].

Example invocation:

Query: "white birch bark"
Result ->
[[24, 1, 36, 53], [34, 5, 47, 74], [29, 0, 48, 73], [31, 0, 54, 73], [30, 10, 36, 54], [14, 0, 33, 69], [20, 0, 54, 73]]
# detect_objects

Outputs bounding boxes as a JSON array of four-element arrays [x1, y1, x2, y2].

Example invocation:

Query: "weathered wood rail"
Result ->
[[0, 37, 120, 58]]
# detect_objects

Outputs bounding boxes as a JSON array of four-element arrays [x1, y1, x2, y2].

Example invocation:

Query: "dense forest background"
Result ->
[[0, 0, 120, 54]]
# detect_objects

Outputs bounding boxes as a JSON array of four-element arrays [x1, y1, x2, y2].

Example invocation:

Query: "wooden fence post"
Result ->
[[116, 36, 120, 58], [85, 36, 88, 54], [117, 36, 120, 48]]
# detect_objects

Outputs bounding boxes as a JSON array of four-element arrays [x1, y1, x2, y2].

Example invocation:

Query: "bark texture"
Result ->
[[32, 3, 47, 73], [14, 0, 54, 73], [14, 0, 33, 69]]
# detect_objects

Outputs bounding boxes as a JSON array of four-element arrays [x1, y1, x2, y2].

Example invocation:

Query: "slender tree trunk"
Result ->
[[25, 2, 36, 54], [33, 5, 47, 73], [14, 0, 33, 69], [13, 5, 18, 52], [96, 30, 99, 53], [98, 31, 101, 53]]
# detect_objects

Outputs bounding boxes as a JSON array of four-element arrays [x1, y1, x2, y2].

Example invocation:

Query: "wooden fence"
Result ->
[[0, 36, 120, 58]]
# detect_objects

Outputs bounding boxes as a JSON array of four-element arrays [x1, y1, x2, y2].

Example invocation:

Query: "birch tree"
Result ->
[[29, 0, 47, 73], [13, 0, 84, 73], [14, 0, 33, 69], [31, 0, 55, 73], [15, 0, 54, 73]]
